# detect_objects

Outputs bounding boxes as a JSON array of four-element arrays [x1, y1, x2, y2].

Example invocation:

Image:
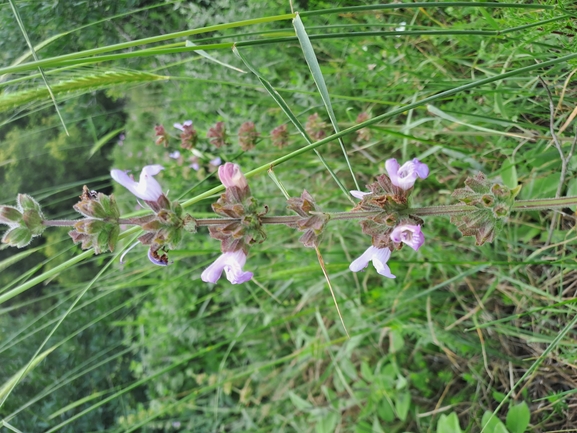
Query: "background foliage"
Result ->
[[1, 0, 576, 432]]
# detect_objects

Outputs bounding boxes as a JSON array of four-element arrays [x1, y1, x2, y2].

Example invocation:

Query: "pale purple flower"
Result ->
[[350, 190, 370, 200], [110, 165, 164, 201], [385, 158, 429, 190], [210, 157, 222, 167], [201, 251, 253, 284], [390, 224, 424, 251], [169, 150, 181, 159], [189, 162, 200, 171], [218, 162, 248, 189], [349, 246, 395, 279], [174, 120, 193, 131]]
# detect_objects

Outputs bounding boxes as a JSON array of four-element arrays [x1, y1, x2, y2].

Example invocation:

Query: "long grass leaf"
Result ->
[[7, 0, 68, 134], [293, 14, 359, 189], [0, 347, 55, 402], [88, 127, 125, 158], [0, 14, 296, 76], [233, 46, 354, 202]]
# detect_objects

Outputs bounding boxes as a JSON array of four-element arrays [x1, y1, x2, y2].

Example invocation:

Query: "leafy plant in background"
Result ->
[[1, 1, 577, 432]]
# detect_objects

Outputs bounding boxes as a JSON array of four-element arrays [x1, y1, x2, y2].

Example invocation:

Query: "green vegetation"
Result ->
[[1, 0, 577, 431]]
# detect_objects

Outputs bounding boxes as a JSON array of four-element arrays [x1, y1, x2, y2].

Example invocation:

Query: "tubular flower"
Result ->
[[385, 158, 429, 190], [350, 190, 371, 200], [349, 246, 395, 279], [201, 251, 253, 284], [110, 165, 164, 202], [148, 247, 170, 266], [390, 224, 424, 251], [218, 162, 248, 189]]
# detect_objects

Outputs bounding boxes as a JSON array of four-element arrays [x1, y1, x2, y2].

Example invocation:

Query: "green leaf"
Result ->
[[501, 157, 518, 189], [436, 412, 463, 433], [288, 391, 313, 411], [395, 391, 411, 422], [389, 329, 405, 354], [519, 172, 560, 200], [482, 410, 508, 433], [506, 402, 530, 433], [315, 412, 339, 433]]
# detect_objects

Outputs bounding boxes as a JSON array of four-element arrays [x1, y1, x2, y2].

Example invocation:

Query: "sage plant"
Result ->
[[1, 150, 575, 285]]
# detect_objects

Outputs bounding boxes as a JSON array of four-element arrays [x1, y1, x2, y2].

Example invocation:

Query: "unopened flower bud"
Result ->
[[271, 124, 290, 148], [0, 206, 22, 224], [355, 112, 372, 142], [174, 120, 197, 149], [2, 226, 33, 248], [218, 163, 248, 190], [238, 121, 259, 151], [154, 124, 169, 147], [305, 113, 327, 141], [208, 121, 228, 148], [17, 194, 42, 213]]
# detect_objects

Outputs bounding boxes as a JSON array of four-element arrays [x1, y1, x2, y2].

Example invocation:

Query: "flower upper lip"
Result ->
[[349, 246, 395, 279], [110, 165, 164, 202], [385, 158, 429, 190], [201, 251, 253, 284]]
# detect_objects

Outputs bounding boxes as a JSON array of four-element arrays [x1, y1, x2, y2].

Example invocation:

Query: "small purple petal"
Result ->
[[174, 120, 193, 131], [201, 251, 253, 284], [390, 224, 424, 251], [210, 157, 222, 167], [169, 151, 181, 159], [349, 246, 395, 278], [350, 190, 371, 200], [189, 162, 200, 171], [148, 248, 170, 266], [111, 165, 164, 201]]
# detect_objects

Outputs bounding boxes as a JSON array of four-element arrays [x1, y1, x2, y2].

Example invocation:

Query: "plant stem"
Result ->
[[42, 218, 135, 227], [41, 196, 577, 229]]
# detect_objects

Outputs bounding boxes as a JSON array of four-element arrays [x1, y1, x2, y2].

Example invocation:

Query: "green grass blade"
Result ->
[[0, 250, 94, 306], [293, 13, 359, 190], [7, 0, 68, 134], [299, 2, 555, 17], [0, 13, 296, 76], [88, 126, 125, 158], [0, 347, 55, 402], [184, 40, 245, 73], [233, 45, 354, 202]]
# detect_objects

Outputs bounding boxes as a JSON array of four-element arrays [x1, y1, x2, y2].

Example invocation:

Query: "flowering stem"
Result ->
[[512, 196, 577, 211], [40, 196, 577, 229], [42, 218, 135, 227]]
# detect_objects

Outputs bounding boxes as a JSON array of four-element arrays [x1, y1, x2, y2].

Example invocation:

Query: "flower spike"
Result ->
[[110, 165, 164, 202], [349, 246, 396, 279], [201, 251, 253, 284], [385, 158, 429, 190]]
